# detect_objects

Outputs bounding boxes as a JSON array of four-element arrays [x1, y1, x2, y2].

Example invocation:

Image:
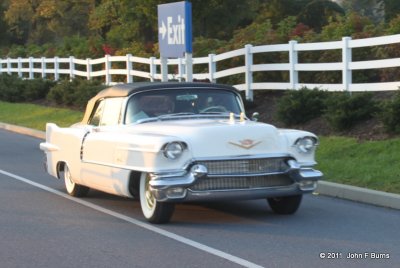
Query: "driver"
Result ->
[[200, 95, 229, 112]]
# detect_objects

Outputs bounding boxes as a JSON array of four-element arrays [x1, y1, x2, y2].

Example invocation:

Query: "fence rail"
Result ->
[[2, 34, 400, 100]]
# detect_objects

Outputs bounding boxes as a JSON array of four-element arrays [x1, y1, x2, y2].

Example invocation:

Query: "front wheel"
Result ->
[[267, 195, 302, 215], [139, 173, 175, 224], [62, 164, 89, 197]]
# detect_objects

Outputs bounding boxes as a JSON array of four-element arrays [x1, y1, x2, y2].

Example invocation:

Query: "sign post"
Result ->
[[158, 1, 192, 81]]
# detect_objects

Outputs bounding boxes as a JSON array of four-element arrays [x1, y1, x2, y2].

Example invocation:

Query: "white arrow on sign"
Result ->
[[159, 21, 167, 40]]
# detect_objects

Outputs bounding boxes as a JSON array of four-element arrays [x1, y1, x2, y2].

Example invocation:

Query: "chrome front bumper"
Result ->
[[149, 159, 323, 202]]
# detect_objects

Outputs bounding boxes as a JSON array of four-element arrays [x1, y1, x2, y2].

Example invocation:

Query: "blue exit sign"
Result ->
[[158, 1, 192, 58]]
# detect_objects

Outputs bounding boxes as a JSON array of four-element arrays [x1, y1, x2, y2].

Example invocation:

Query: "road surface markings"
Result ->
[[0, 169, 264, 268]]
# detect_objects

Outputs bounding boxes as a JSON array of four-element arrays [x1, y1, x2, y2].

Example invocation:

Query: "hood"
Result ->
[[126, 118, 287, 158]]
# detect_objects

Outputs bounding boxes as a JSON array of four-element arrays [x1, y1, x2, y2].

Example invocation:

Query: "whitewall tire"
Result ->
[[62, 164, 89, 197], [139, 172, 175, 224]]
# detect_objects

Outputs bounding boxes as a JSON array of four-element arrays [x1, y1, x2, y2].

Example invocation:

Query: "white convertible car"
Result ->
[[40, 82, 322, 223]]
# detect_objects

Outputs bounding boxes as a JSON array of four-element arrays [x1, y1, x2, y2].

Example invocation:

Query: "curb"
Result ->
[[316, 181, 400, 210], [0, 122, 45, 140], [1, 122, 399, 210]]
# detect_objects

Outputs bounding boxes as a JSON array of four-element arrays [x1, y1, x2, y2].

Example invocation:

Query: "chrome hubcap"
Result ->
[[145, 174, 155, 209]]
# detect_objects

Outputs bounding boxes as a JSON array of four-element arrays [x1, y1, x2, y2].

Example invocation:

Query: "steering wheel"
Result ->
[[200, 106, 228, 113]]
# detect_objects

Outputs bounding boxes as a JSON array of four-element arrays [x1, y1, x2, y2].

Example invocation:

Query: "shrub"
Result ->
[[0, 74, 54, 102], [324, 92, 378, 131], [47, 79, 107, 109], [276, 87, 328, 126], [0, 74, 22, 102], [20, 78, 56, 101], [379, 92, 400, 134]]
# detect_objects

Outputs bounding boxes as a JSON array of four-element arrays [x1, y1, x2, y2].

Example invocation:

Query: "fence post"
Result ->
[[149, 57, 156, 82], [126, 54, 133, 83], [105, 54, 111, 85], [177, 57, 184, 82], [7, 58, 11, 75], [342, 37, 352, 92], [29, 57, 34, 79], [208, 54, 216, 82], [289, 40, 298, 90], [244, 44, 253, 101], [69, 56, 75, 80], [41, 57, 46, 78], [161, 56, 168, 82], [54, 57, 59, 81], [87, 58, 92, 80], [185, 53, 193, 82], [18, 57, 22, 78]]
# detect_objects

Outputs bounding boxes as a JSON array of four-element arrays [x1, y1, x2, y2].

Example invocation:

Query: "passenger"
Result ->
[[127, 95, 174, 123]]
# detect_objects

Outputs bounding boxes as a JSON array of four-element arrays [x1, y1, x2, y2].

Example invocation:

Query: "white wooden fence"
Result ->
[[1, 34, 400, 100]]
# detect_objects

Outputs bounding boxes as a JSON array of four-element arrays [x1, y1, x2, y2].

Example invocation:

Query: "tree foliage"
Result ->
[[88, 0, 163, 52], [191, 0, 258, 40], [340, 0, 384, 23], [4, 0, 94, 45], [297, 0, 344, 31], [0, 0, 399, 60]]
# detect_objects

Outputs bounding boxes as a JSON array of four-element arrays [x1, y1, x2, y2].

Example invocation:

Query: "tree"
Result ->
[[339, 0, 385, 23], [297, 0, 344, 31], [254, 0, 302, 26], [4, 0, 94, 44], [89, 0, 166, 53], [88, 0, 260, 53], [191, 0, 259, 40], [254, 0, 344, 31], [383, 0, 400, 22], [3, 0, 36, 44], [0, 0, 12, 45]]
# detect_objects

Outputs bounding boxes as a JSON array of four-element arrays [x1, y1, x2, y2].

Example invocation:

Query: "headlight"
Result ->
[[294, 136, 317, 154], [163, 142, 186, 159]]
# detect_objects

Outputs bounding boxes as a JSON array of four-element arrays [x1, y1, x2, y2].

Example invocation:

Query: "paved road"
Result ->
[[0, 129, 399, 268]]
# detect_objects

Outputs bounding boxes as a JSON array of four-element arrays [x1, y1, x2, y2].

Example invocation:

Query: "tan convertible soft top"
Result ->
[[80, 82, 239, 124]]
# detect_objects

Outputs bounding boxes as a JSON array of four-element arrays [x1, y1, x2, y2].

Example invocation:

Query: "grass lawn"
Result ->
[[0, 101, 83, 131], [317, 136, 400, 194], [1, 101, 399, 194]]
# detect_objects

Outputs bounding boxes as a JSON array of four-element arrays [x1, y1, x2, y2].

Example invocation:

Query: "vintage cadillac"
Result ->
[[40, 82, 322, 223]]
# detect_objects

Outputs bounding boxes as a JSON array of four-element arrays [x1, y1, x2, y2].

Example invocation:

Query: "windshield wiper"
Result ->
[[135, 117, 158, 124], [134, 112, 232, 124], [198, 111, 230, 115], [157, 112, 196, 119], [134, 113, 196, 124]]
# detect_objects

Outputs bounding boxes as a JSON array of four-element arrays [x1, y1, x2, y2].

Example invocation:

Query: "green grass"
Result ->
[[317, 136, 400, 194], [1, 101, 399, 194], [0, 101, 83, 131]]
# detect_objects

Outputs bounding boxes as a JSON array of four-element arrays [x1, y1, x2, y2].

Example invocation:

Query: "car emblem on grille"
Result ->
[[229, 139, 262, 149]]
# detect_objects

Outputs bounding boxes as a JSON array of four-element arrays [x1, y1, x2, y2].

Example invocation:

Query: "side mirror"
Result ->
[[251, 112, 260, 122]]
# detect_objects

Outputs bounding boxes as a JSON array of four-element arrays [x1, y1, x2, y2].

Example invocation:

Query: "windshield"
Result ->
[[125, 88, 244, 124]]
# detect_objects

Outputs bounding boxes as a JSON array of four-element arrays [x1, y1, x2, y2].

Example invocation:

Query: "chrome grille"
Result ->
[[195, 157, 289, 176], [189, 157, 293, 191], [190, 175, 293, 191]]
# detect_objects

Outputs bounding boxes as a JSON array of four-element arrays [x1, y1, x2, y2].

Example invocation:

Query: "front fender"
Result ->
[[279, 129, 319, 166], [81, 130, 192, 173]]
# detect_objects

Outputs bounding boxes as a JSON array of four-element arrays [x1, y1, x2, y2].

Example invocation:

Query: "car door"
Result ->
[[80, 97, 129, 195]]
